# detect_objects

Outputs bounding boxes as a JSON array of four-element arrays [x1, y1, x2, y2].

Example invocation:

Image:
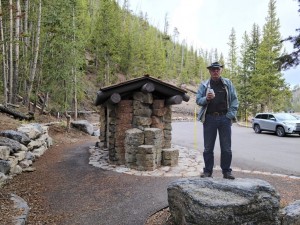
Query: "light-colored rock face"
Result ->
[[17, 123, 44, 139], [189, 186, 249, 206], [168, 178, 280, 225]]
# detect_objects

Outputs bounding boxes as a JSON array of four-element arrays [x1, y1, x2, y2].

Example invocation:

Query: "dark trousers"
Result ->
[[203, 114, 232, 174]]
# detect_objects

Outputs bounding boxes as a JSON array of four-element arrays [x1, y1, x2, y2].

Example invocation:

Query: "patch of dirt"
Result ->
[[145, 207, 175, 225]]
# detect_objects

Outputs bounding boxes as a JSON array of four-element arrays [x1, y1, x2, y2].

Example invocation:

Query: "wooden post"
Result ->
[[66, 112, 71, 132]]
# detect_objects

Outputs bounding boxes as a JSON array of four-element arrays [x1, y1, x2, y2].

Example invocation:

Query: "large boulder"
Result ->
[[0, 130, 31, 146], [168, 178, 280, 225], [71, 120, 94, 135]]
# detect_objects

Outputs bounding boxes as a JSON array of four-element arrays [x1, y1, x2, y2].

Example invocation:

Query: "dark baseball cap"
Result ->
[[207, 62, 223, 69]]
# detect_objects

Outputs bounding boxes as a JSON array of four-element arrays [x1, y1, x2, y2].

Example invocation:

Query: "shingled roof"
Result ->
[[95, 75, 190, 106]]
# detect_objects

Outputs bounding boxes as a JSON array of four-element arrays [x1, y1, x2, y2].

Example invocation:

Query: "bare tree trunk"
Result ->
[[25, 0, 41, 106], [72, 5, 78, 121], [40, 92, 48, 114], [0, 0, 8, 106], [12, 0, 21, 104], [24, 0, 29, 48], [180, 40, 185, 75], [8, 0, 13, 103], [22, 0, 29, 95]]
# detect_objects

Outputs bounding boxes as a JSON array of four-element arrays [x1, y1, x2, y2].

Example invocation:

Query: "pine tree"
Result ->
[[277, 0, 300, 69], [226, 28, 239, 84], [238, 31, 252, 120], [252, 0, 291, 112]]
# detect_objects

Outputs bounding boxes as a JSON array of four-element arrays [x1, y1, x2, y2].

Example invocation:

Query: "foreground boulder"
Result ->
[[168, 178, 280, 225]]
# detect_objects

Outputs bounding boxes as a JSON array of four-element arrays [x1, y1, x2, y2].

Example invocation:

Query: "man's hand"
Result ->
[[206, 92, 215, 101]]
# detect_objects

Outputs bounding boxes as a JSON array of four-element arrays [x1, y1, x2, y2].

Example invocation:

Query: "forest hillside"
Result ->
[[0, 0, 299, 120]]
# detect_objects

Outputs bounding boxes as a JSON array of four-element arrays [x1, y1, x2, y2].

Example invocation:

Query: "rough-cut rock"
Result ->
[[280, 200, 300, 225], [168, 178, 280, 225], [13, 151, 26, 161], [71, 120, 94, 135], [25, 151, 35, 161], [162, 148, 179, 166], [27, 138, 46, 151], [0, 137, 22, 153], [136, 145, 156, 171], [17, 123, 44, 139], [0, 146, 11, 160], [11, 164, 22, 174], [32, 146, 47, 158], [0, 172, 8, 187], [0, 130, 31, 146], [19, 159, 32, 169], [92, 129, 100, 137], [0, 159, 11, 174]]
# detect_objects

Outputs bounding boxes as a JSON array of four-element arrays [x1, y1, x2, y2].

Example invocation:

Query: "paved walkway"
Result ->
[[34, 141, 178, 225]]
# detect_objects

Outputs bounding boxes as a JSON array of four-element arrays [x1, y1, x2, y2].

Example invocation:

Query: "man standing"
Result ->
[[196, 62, 239, 179]]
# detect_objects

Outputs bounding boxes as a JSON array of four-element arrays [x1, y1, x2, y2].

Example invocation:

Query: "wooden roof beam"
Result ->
[[165, 95, 183, 105], [141, 82, 155, 93]]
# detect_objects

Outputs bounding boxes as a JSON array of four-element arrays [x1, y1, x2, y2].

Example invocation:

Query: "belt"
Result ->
[[207, 111, 227, 116]]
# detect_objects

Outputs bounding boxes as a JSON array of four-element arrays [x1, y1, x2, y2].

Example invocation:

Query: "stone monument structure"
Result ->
[[94, 75, 189, 170]]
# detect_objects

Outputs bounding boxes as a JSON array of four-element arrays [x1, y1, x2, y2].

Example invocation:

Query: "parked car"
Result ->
[[292, 114, 300, 120], [252, 113, 300, 137]]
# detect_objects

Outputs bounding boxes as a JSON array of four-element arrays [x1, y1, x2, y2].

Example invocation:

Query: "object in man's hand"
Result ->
[[208, 88, 215, 97]]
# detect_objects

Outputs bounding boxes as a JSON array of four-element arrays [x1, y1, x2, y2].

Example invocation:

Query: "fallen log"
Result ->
[[0, 104, 34, 121]]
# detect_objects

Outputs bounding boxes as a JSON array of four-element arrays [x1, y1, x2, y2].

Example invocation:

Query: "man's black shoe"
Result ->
[[223, 172, 235, 180], [200, 172, 212, 178]]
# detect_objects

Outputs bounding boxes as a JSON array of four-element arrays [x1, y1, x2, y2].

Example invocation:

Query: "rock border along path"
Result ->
[[89, 144, 300, 180]]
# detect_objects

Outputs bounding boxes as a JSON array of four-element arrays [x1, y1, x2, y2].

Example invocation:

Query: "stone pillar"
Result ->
[[98, 106, 106, 148], [144, 128, 163, 167], [151, 100, 172, 148], [108, 107, 117, 162], [136, 145, 156, 171], [125, 128, 144, 169], [132, 92, 153, 130], [162, 148, 179, 166], [113, 100, 133, 164]]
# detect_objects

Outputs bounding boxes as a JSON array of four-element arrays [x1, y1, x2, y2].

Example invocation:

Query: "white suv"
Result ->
[[252, 113, 300, 137]]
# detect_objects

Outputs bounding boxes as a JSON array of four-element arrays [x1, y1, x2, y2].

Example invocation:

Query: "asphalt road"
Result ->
[[171, 121, 300, 176]]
